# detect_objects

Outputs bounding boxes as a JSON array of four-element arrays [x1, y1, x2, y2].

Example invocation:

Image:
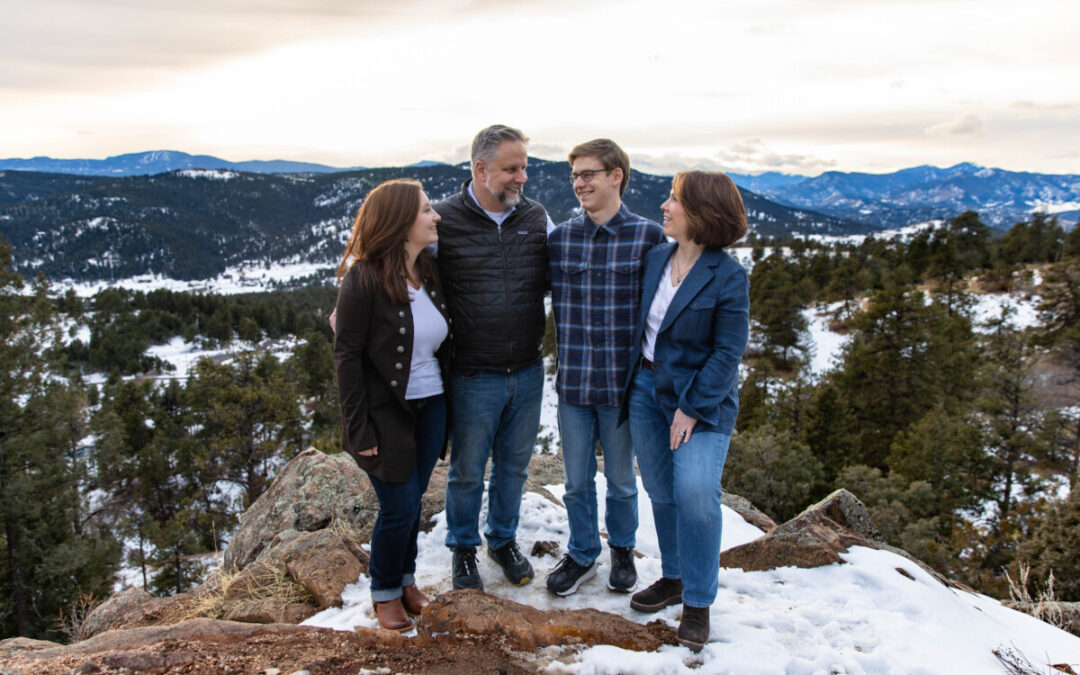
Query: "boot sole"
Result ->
[[607, 577, 637, 593], [629, 594, 682, 613], [677, 636, 705, 652]]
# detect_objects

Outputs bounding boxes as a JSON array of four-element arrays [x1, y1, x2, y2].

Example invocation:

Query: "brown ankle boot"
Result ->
[[677, 605, 710, 652], [402, 584, 430, 616], [373, 598, 413, 632]]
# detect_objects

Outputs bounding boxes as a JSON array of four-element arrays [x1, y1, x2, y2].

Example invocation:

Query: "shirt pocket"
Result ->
[[680, 294, 718, 338]]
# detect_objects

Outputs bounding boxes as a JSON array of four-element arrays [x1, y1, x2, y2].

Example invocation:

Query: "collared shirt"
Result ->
[[549, 204, 665, 407]]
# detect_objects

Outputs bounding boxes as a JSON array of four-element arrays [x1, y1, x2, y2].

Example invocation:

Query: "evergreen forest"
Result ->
[[2, 210, 1080, 641]]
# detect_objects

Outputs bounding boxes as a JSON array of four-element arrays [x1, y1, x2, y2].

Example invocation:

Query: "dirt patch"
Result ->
[[4, 627, 547, 674]]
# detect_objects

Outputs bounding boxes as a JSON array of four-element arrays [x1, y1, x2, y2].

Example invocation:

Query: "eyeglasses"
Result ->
[[569, 169, 612, 184]]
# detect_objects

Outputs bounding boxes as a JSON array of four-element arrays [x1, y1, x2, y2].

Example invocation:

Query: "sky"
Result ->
[[2, 0, 1079, 176]]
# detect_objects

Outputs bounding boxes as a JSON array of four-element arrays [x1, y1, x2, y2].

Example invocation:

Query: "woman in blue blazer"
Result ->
[[623, 171, 749, 652]]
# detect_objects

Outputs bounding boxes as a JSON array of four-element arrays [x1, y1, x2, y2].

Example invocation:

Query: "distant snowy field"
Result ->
[[304, 477, 1080, 673]]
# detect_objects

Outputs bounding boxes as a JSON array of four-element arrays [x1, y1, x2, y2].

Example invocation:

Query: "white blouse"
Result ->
[[405, 284, 448, 400], [641, 257, 678, 361]]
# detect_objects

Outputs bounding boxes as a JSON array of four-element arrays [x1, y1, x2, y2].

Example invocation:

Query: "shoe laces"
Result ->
[[553, 554, 582, 573], [502, 541, 525, 563], [457, 549, 478, 575]]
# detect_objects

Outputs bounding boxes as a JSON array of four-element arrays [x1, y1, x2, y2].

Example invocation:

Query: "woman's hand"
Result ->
[[669, 410, 698, 450], [358, 446, 378, 457], [329, 309, 338, 334]]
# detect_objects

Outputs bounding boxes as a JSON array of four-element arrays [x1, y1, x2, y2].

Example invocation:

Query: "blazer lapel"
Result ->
[[658, 248, 724, 334], [638, 243, 674, 329]]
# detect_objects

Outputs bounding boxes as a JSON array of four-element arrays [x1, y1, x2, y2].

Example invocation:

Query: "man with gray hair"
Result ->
[[435, 124, 552, 590]]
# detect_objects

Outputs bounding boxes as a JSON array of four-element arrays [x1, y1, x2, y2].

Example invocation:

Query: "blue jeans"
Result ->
[[367, 394, 446, 602], [558, 397, 637, 565], [444, 361, 543, 550], [628, 367, 730, 608]]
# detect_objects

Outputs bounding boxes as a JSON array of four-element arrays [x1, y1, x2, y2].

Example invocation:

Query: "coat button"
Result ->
[[398, 310, 406, 318], [397, 345, 405, 353], [440, 303, 446, 309], [390, 380, 398, 388], [430, 291, 437, 297], [395, 362, 403, 370], [399, 327, 407, 335]]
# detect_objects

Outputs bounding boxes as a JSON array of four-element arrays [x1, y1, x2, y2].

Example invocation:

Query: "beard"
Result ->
[[484, 178, 522, 209]]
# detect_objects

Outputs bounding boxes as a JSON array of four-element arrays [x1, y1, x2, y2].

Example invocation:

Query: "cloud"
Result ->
[[629, 140, 838, 177], [924, 114, 986, 136], [1010, 100, 1079, 112], [714, 139, 838, 174], [2, 0, 535, 90]]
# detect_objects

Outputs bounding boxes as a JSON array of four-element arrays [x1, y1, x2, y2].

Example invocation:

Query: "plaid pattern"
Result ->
[[550, 205, 665, 407]]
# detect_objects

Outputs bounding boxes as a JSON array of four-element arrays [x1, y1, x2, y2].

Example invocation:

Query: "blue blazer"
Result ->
[[623, 242, 750, 434]]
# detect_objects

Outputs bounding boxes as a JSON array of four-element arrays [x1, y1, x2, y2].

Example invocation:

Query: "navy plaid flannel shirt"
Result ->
[[549, 204, 665, 407]]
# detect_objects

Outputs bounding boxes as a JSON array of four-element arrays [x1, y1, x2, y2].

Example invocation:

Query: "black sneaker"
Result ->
[[545, 554, 597, 596], [607, 545, 637, 593], [629, 577, 682, 612], [677, 605, 710, 652], [487, 541, 533, 586], [452, 547, 484, 590]]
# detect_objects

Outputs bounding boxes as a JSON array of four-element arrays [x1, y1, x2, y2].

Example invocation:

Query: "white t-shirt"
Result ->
[[405, 284, 448, 400], [641, 257, 678, 362]]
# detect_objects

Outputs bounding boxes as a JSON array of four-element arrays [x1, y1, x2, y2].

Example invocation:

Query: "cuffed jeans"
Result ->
[[628, 367, 730, 608], [367, 394, 446, 602], [558, 397, 637, 566], [444, 360, 543, 550]]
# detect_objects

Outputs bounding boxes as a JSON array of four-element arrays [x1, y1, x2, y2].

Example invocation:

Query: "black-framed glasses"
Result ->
[[569, 169, 612, 184]]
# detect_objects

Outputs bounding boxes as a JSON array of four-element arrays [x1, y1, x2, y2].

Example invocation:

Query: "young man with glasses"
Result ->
[[546, 139, 665, 596]]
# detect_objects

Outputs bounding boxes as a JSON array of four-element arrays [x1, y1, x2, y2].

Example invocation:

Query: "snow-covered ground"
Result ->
[[56, 261, 333, 298], [144, 335, 303, 379], [303, 476, 1080, 673]]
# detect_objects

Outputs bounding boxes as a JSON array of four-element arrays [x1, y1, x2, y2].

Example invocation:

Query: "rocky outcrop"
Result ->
[[79, 449, 377, 634], [77, 587, 156, 640], [0, 618, 313, 673], [419, 590, 676, 651], [224, 447, 371, 571], [720, 489, 881, 571], [722, 492, 778, 532]]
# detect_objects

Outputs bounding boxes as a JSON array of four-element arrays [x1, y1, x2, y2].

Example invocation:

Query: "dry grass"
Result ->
[[1007, 563, 1068, 631], [993, 645, 1078, 675], [55, 592, 102, 643]]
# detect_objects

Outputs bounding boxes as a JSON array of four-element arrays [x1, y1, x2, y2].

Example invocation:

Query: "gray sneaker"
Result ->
[[545, 554, 597, 596]]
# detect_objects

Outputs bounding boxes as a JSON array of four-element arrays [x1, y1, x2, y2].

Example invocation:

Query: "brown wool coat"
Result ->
[[334, 260, 452, 482]]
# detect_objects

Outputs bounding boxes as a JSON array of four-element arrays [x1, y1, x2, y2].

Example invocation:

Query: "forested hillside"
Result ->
[[0, 162, 865, 282], [2, 209, 1080, 641]]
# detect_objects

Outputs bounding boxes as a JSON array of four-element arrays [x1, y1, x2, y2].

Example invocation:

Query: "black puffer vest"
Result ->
[[435, 181, 549, 372]]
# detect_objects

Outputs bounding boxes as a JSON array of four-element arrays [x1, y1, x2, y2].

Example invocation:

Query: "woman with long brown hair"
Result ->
[[334, 178, 451, 632]]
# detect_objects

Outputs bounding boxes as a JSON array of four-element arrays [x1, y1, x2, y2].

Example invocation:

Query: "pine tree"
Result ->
[[887, 406, 989, 514], [185, 352, 301, 511], [978, 309, 1052, 529], [1016, 489, 1080, 601], [749, 252, 810, 369], [829, 282, 978, 468], [1, 238, 120, 638], [725, 424, 826, 522]]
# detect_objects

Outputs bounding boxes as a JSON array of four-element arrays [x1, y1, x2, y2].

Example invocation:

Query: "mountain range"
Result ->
[[4, 151, 1078, 233], [0, 150, 363, 176], [755, 162, 1080, 229], [0, 160, 861, 282]]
